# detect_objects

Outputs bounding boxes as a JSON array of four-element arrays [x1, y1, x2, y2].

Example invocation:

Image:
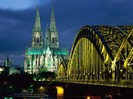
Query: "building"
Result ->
[[9, 65, 21, 75], [24, 6, 69, 74], [4, 55, 12, 67], [1, 55, 21, 75]]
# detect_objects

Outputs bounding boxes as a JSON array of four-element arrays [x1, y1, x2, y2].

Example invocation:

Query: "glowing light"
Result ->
[[40, 86, 44, 90], [0, 68, 3, 72], [86, 96, 91, 99], [123, 74, 126, 77], [38, 86, 45, 93], [104, 54, 109, 63], [111, 61, 116, 71], [101, 46, 105, 54], [33, 78, 37, 81], [56, 86, 64, 96], [42, 78, 45, 81]]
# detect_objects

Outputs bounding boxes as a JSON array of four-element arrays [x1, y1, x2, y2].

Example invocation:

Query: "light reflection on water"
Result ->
[[12, 96, 55, 99], [12, 93, 56, 99], [11, 95, 55, 99]]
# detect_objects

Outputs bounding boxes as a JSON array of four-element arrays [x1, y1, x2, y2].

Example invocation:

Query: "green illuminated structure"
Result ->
[[2, 55, 21, 75], [24, 6, 69, 74], [4, 55, 12, 67]]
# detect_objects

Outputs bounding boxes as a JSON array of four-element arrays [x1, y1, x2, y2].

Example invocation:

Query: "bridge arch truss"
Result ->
[[66, 25, 133, 81]]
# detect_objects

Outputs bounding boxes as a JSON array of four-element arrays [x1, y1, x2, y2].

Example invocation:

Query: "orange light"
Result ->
[[86, 96, 91, 99], [56, 86, 64, 96]]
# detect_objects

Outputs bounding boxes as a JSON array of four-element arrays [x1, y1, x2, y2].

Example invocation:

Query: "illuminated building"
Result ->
[[24, 6, 69, 74], [9, 66, 21, 75], [2, 55, 21, 75], [4, 55, 12, 67]]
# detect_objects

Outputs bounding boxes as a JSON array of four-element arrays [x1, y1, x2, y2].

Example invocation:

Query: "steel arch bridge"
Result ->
[[58, 25, 133, 83]]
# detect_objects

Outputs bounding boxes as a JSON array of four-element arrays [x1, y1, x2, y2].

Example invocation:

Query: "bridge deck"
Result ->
[[55, 80, 133, 88]]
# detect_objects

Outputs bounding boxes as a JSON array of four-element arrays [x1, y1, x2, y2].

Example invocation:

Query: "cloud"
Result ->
[[0, 0, 51, 10], [0, 61, 3, 64]]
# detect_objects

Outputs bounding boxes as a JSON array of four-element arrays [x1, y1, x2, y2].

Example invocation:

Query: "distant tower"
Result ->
[[4, 55, 12, 67], [45, 7, 59, 48], [32, 5, 44, 47]]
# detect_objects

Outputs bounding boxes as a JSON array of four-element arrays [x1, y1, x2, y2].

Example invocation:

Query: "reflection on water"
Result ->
[[5, 96, 55, 99], [5, 94, 56, 99]]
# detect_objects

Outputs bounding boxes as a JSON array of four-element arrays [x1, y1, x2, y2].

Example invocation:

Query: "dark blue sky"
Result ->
[[0, 0, 133, 66]]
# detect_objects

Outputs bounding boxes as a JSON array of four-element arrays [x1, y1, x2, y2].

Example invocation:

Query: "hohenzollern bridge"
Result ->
[[58, 25, 133, 88]]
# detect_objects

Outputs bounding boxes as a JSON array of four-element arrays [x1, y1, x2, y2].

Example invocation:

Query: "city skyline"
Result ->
[[0, 0, 133, 66]]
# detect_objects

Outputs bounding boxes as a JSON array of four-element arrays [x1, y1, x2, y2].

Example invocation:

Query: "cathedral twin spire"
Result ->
[[32, 5, 43, 47], [32, 6, 59, 48], [50, 7, 57, 31], [33, 5, 41, 32]]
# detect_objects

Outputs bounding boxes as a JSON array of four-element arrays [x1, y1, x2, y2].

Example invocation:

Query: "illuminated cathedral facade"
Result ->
[[24, 6, 69, 74]]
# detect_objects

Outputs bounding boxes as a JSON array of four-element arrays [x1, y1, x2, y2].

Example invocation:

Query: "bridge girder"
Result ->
[[65, 25, 133, 81]]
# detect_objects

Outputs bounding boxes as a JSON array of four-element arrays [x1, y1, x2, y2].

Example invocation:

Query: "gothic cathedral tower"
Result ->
[[24, 6, 69, 74], [45, 7, 59, 48], [32, 6, 44, 47]]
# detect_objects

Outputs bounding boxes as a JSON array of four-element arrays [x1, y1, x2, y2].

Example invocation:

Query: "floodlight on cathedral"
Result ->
[[24, 6, 69, 74]]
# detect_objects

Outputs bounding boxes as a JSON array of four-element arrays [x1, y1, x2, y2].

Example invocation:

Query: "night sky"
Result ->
[[0, 0, 133, 66]]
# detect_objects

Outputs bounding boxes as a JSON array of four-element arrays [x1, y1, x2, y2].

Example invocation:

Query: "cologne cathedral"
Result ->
[[24, 6, 69, 74]]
